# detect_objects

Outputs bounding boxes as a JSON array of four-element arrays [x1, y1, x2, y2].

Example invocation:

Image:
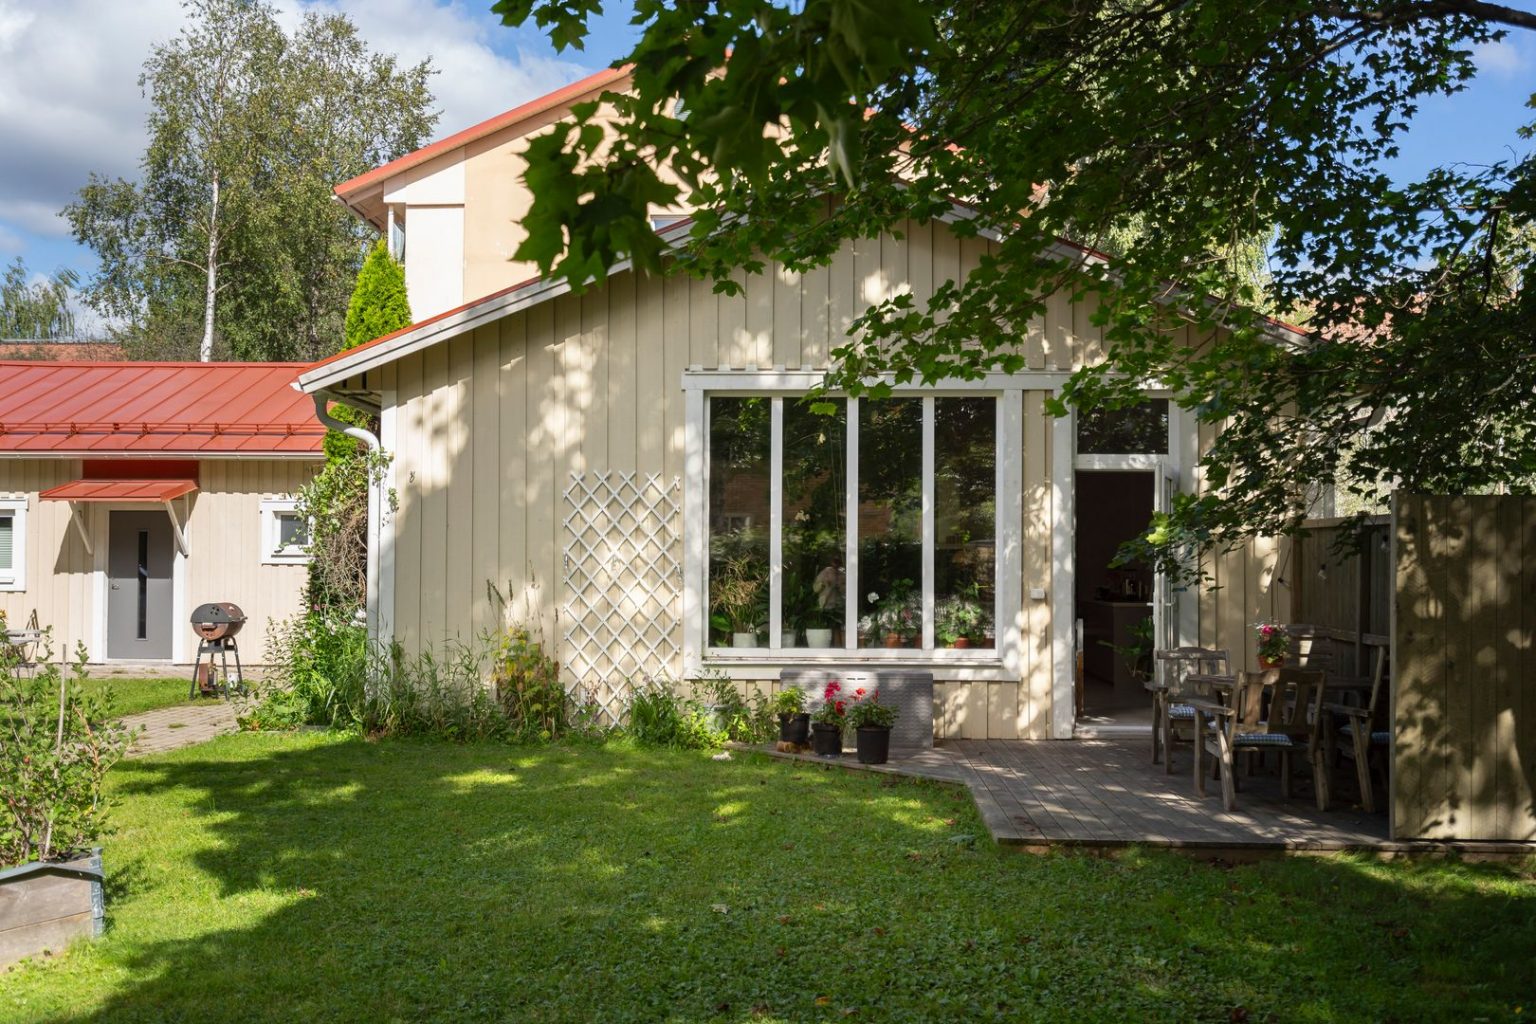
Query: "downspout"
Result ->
[[311, 396, 382, 655]]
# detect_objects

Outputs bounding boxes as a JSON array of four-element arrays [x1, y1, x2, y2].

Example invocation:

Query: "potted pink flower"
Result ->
[[809, 680, 848, 757], [1255, 622, 1288, 669]]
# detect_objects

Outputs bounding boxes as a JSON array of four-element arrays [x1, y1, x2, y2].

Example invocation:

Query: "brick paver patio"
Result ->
[[123, 702, 242, 758]]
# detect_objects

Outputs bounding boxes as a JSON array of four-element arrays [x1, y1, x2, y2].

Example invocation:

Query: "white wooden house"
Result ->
[[302, 76, 1294, 740]]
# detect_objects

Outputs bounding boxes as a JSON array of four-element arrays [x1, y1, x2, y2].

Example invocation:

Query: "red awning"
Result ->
[[40, 479, 199, 503]]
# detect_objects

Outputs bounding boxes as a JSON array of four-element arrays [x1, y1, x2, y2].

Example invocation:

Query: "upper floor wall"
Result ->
[[337, 67, 692, 320]]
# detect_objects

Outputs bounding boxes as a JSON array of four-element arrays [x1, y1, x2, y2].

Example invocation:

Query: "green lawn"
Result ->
[[2, 734, 1532, 1023], [77, 677, 200, 718]]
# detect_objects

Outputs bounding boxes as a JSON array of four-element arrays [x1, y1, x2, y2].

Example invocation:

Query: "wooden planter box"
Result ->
[[0, 850, 105, 967]]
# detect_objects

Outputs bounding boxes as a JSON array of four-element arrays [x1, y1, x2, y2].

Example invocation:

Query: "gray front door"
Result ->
[[108, 511, 174, 660]]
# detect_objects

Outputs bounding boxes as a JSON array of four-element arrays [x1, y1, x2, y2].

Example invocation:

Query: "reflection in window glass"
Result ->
[[782, 400, 846, 648], [276, 513, 310, 552], [709, 398, 770, 647], [857, 399, 922, 647], [935, 398, 996, 648], [1077, 398, 1169, 454]]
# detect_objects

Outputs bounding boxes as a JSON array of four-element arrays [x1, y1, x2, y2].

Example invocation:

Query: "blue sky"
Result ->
[[0, 2, 1530, 310]]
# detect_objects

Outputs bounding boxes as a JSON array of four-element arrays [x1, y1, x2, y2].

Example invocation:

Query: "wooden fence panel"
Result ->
[[1393, 494, 1536, 841]]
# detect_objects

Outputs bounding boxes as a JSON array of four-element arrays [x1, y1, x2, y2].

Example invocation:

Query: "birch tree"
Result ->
[[66, 0, 434, 362]]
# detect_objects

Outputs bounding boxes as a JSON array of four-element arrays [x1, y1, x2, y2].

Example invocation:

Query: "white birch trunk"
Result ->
[[199, 169, 220, 362]]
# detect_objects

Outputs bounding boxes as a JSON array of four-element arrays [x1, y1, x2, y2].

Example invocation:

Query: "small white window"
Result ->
[[261, 498, 310, 564], [0, 499, 25, 591]]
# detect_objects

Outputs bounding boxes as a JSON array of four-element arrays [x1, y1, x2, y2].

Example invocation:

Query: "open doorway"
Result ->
[[1074, 470, 1154, 731]]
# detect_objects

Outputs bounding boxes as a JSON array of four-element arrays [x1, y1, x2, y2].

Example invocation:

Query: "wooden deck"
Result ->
[[753, 737, 1524, 854], [948, 738, 1391, 852]]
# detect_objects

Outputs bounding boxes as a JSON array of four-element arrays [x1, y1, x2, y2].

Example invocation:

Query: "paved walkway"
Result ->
[[123, 702, 242, 758], [754, 738, 1534, 856]]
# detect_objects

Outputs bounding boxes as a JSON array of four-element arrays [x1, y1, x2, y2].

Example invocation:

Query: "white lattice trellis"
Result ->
[[562, 473, 681, 722]]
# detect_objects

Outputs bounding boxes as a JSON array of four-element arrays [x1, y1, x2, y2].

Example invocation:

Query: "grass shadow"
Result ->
[[2, 732, 1532, 1023]]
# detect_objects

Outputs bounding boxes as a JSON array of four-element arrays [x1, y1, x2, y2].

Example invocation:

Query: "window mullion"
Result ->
[[769, 397, 783, 650], [844, 397, 859, 652], [922, 395, 935, 650]]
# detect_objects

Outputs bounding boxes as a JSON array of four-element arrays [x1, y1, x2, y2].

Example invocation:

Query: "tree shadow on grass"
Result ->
[[11, 734, 1536, 1024]]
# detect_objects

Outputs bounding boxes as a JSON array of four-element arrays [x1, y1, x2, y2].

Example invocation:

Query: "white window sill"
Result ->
[[261, 550, 311, 566], [697, 653, 1014, 682]]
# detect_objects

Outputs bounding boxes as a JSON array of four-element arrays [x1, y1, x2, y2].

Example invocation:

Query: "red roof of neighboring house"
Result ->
[[333, 65, 632, 205], [0, 362, 324, 457], [40, 478, 199, 502]]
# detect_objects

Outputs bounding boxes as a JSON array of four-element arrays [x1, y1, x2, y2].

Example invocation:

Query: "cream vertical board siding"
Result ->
[[1192, 420, 1292, 668], [384, 218, 1274, 738], [0, 460, 90, 657], [187, 460, 319, 659], [458, 95, 692, 304], [0, 458, 315, 662]]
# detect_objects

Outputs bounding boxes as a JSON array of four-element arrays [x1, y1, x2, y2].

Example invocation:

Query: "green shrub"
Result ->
[[626, 678, 725, 750], [0, 639, 132, 866], [491, 626, 565, 741], [700, 673, 775, 743], [253, 613, 593, 745]]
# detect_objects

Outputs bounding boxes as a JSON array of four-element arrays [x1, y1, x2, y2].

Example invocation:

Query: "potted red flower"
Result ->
[[809, 680, 848, 757], [846, 686, 899, 764]]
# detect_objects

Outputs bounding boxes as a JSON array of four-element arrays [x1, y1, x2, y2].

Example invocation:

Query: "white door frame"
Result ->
[[1051, 396, 1191, 739]]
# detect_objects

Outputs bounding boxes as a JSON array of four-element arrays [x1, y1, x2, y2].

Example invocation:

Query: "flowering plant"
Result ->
[[845, 686, 898, 729], [1254, 622, 1289, 662], [810, 679, 848, 726]]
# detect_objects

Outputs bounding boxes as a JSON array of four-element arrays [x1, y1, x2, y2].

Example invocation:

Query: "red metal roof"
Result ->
[[0, 362, 324, 457], [40, 479, 198, 502]]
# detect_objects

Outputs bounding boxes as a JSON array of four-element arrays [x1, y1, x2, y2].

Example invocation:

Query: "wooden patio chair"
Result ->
[[1326, 642, 1390, 813], [1190, 668, 1328, 812], [1149, 647, 1231, 773]]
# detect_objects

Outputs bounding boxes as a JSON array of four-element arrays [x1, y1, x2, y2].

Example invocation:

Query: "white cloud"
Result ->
[[0, 0, 595, 251], [288, 0, 594, 136], [1473, 39, 1527, 78]]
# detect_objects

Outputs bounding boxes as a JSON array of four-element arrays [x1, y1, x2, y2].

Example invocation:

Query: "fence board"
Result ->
[[1394, 493, 1536, 840]]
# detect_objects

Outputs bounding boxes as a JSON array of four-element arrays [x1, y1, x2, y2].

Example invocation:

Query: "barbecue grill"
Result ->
[[189, 602, 247, 698]]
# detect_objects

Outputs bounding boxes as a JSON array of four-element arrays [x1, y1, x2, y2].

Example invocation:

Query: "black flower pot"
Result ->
[[810, 722, 843, 757], [778, 712, 811, 744], [855, 726, 891, 765]]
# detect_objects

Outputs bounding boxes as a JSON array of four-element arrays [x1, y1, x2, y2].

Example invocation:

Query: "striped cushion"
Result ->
[[1233, 733, 1295, 746], [1167, 703, 1196, 720]]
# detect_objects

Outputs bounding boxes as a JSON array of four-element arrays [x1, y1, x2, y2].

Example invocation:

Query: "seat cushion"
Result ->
[[1339, 723, 1391, 745], [1167, 703, 1196, 720], [1233, 733, 1296, 747]]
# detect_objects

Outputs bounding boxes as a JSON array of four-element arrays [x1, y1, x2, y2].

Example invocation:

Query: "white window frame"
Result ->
[[683, 371, 1050, 676], [0, 497, 27, 592], [260, 498, 311, 565]]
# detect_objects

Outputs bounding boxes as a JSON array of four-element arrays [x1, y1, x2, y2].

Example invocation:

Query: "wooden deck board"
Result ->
[[748, 738, 1531, 854]]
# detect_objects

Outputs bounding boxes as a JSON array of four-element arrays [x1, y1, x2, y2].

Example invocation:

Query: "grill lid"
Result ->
[[191, 602, 246, 625]]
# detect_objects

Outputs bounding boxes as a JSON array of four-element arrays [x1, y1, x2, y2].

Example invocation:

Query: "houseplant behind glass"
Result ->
[[809, 680, 848, 756], [846, 687, 899, 764], [711, 552, 764, 648], [936, 584, 989, 648]]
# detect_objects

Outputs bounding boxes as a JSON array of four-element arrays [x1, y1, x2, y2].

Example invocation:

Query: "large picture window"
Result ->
[[704, 393, 1001, 656]]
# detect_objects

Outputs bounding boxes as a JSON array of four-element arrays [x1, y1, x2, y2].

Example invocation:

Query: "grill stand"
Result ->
[[189, 637, 246, 699]]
